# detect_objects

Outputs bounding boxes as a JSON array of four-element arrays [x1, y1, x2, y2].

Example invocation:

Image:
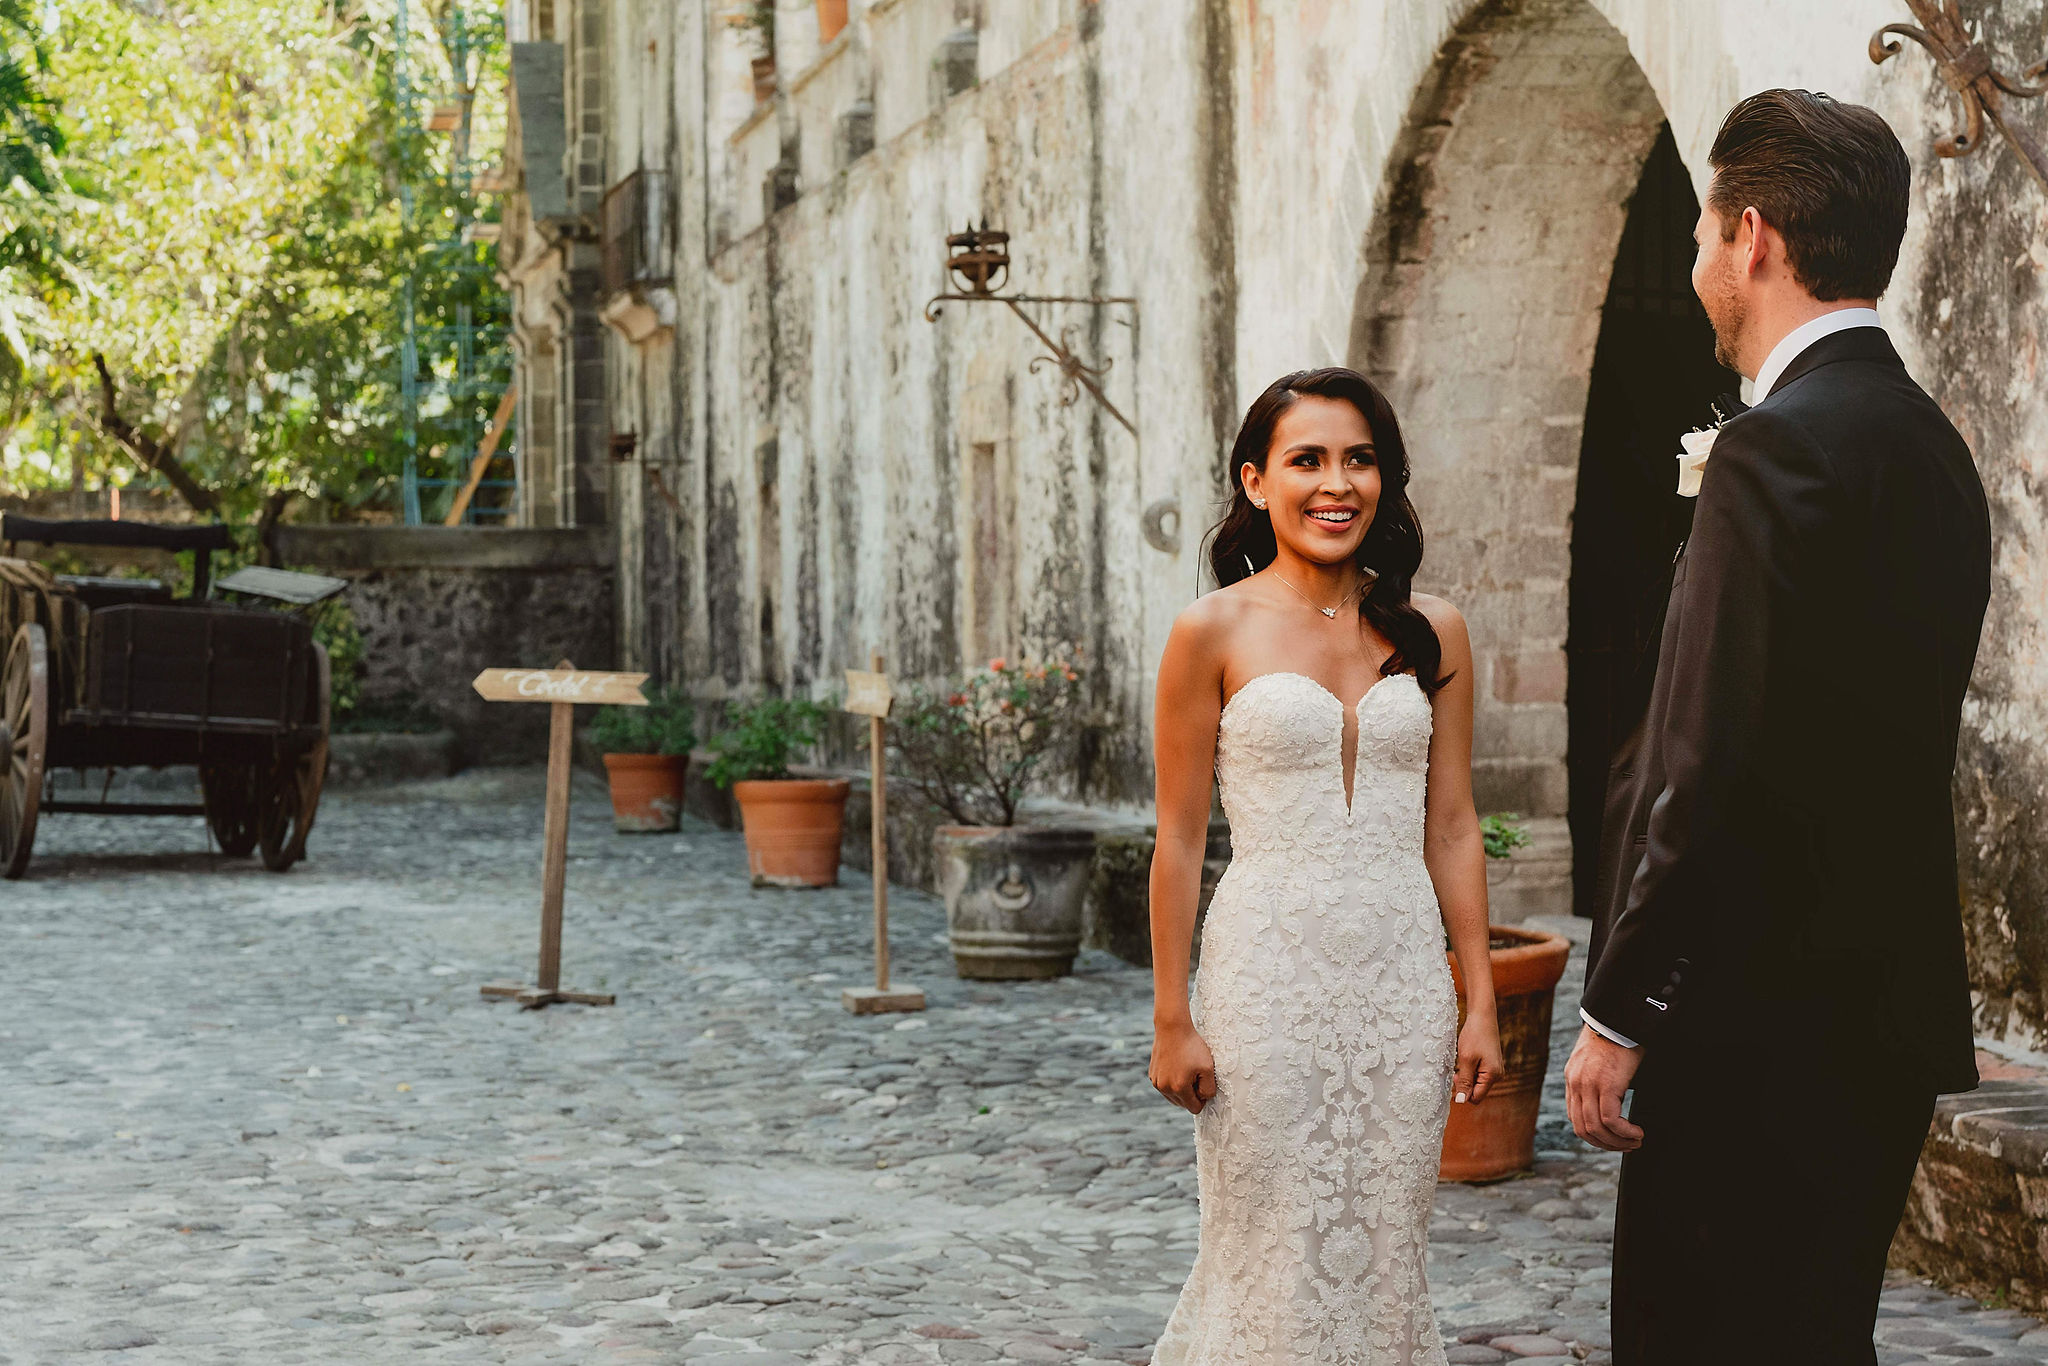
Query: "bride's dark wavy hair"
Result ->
[[1205, 367, 1452, 696]]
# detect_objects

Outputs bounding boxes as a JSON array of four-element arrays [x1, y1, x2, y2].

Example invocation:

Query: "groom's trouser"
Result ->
[[1610, 1033, 1935, 1366]]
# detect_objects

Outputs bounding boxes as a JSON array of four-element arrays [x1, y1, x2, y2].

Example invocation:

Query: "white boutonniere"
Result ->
[[1676, 427, 1716, 498], [1676, 398, 1744, 498]]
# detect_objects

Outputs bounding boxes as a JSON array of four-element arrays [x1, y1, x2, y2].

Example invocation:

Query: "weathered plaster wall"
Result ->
[[637, 0, 1228, 808], [526, 0, 2048, 1031], [1879, 1, 2048, 1051]]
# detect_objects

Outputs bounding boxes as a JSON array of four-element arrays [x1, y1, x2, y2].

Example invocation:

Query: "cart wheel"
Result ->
[[201, 764, 261, 857], [259, 642, 329, 873], [0, 623, 47, 880]]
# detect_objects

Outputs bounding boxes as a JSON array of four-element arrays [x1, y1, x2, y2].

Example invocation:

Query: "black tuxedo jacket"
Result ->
[[1582, 327, 1991, 1095]]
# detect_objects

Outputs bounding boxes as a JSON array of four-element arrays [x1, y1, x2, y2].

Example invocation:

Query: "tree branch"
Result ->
[[91, 352, 219, 517], [254, 487, 293, 565]]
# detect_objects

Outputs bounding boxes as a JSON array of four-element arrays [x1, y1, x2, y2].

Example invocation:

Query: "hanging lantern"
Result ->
[[944, 222, 1010, 297]]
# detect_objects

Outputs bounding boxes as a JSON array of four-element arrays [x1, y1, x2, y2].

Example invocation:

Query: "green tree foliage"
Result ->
[[1, 0, 509, 525], [0, 0, 72, 408]]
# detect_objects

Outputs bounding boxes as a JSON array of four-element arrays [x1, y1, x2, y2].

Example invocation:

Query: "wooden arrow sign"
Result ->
[[474, 658, 636, 1011], [473, 668, 648, 706]]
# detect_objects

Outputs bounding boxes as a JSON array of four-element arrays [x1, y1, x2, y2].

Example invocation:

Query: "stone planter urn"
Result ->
[[601, 752, 688, 833], [936, 824, 1095, 979], [733, 777, 850, 887], [1439, 924, 1572, 1182]]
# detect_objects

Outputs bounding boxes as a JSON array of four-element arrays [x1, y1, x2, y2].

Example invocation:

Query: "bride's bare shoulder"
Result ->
[[1162, 581, 1266, 679], [1410, 592, 1473, 672], [1169, 580, 1267, 644], [1410, 591, 1466, 634]]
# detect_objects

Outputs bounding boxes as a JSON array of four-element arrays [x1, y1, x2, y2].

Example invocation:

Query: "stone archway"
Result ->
[[1349, 0, 1670, 856]]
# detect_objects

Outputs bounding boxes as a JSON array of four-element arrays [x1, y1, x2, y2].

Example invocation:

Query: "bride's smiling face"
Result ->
[[1241, 395, 1380, 564]]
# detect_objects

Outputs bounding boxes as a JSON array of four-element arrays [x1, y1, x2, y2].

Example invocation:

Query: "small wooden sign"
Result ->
[[473, 668, 648, 706], [843, 669, 893, 718], [475, 657, 623, 1011], [841, 656, 923, 1016]]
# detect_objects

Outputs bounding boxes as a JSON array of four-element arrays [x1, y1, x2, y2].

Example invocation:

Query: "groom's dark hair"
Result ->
[[1707, 89, 1911, 301]]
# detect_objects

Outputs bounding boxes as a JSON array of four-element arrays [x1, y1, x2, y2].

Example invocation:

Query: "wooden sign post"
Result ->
[[840, 652, 925, 1015], [472, 661, 648, 1009]]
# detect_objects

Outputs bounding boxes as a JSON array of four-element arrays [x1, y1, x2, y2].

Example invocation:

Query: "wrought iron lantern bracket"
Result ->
[[924, 223, 1138, 436], [1872, 0, 2048, 192]]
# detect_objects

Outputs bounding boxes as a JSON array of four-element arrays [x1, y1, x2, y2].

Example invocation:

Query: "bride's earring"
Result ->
[[1251, 496, 1267, 510]]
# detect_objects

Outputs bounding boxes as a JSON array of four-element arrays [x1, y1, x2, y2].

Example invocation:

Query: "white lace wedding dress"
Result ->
[[1153, 670, 1458, 1366]]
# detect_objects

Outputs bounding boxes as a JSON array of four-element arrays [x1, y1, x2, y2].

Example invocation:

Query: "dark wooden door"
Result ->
[[1566, 124, 1740, 919]]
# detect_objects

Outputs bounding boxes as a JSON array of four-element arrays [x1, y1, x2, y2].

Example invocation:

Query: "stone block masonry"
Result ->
[[1893, 1058, 2048, 1313]]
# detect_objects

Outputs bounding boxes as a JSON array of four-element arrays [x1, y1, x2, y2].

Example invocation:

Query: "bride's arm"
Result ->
[[1148, 604, 1226, 1115], [1417, 596, 1503, 1104]]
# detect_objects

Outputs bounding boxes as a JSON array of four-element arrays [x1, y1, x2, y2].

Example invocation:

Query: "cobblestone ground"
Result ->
[[3, 768, 2042, 1365]]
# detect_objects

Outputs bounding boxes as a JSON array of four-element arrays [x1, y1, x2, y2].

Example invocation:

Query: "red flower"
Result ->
[[989, 657, 1007, 672]]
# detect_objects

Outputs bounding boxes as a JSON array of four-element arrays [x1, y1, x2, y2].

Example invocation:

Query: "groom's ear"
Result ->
[[1738, 206, 1773, 278]]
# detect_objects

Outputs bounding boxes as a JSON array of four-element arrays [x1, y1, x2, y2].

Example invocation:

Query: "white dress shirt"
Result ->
[[1751, 306, 1883, 401], [1579, 306, 1885, 1052]]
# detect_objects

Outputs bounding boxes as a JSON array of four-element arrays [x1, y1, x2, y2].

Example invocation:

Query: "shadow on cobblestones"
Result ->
[[0, 770, 2033, 1365]]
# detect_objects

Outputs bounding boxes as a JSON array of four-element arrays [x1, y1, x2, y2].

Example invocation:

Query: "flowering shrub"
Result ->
[[889, 653, 1086, 826]]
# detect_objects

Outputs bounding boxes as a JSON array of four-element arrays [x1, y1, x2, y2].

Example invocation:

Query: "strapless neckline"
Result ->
[[1220, 671, 1421, 819]]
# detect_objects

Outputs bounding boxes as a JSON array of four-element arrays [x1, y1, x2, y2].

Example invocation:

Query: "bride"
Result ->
[[1147, 367, 1503, 1364]]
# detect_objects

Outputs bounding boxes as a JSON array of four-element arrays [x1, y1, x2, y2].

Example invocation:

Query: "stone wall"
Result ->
[[273, 526, 615, 764], [1892, 1058, 2048, 1312]]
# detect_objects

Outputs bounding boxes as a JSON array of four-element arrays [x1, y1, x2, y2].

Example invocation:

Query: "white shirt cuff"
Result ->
[[1580, 1008, 1640, 1049]]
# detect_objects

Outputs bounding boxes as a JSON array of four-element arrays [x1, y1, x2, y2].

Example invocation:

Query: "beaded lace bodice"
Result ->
[[1154, 670, 1457, 1366]]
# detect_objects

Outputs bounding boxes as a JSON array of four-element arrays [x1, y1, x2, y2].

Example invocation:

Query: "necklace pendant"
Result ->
[[1320, 607, 1336, 618]]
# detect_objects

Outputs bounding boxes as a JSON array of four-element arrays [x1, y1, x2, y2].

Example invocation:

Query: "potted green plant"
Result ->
[[891, 653, 1091, 980], [1440, 812, 1571, 1182], [592, 687, 696, 833], [704, 695, 844, 887]]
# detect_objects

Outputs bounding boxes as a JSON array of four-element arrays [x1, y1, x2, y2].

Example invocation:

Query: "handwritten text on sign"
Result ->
[[473, 669, 649, 706]]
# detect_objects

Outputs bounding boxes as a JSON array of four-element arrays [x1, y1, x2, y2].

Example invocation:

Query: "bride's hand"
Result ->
[[1150, 1020, 1218, 1114], [1453, 1010, 1502, 1106]]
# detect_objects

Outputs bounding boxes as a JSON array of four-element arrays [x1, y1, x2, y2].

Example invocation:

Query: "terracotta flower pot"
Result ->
[[602, 753, 688, 833], [936, 824, 1095, 979], [750, 55, 776, 103], [815, 0, 848, 44], [733, 777, 849, 887], [1440, 924, 1572, 1183]]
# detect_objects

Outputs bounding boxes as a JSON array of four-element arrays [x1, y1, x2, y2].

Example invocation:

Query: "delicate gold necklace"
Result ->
[[1269, 569, 1365, 618]]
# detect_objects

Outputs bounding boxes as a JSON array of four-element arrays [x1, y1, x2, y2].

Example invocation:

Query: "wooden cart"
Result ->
[[0, 515, 332, 879]]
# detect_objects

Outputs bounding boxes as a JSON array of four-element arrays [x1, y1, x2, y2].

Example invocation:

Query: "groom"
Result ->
[[1566, 90, 1991, 1364]]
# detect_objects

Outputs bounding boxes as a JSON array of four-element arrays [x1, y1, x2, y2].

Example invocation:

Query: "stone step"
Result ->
[[1891, 1048, 2048, 1313]]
